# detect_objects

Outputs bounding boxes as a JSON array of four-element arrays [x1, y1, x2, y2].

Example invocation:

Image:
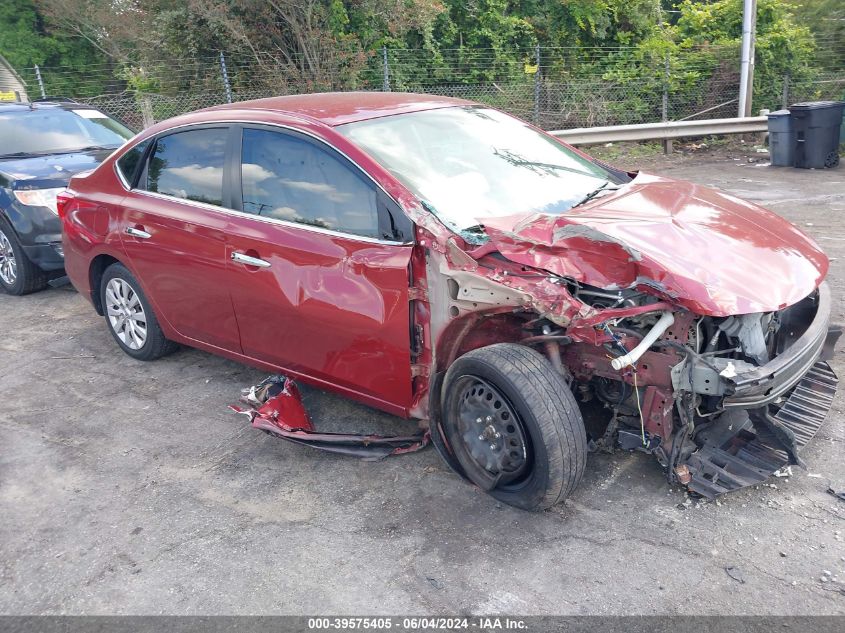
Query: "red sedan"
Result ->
[[59, 93, 839, 510]]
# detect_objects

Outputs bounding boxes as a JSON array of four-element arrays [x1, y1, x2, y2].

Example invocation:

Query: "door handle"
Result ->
[[231, 251, 271, 268], [125, 227, 151, 239]]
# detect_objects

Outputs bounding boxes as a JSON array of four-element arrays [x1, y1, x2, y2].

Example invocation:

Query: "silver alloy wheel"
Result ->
[[0, 228, 17, 286], [105, 278, 148, 350]]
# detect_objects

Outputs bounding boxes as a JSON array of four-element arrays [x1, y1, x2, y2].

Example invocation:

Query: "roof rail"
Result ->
[[32, 96, 80, 103]]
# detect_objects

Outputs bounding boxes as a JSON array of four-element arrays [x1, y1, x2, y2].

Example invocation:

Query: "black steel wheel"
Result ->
[[452, 375, 531, 485], [440, 343, 587, 511]]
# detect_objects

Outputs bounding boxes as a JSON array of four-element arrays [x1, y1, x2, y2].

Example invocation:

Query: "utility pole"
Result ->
[[662, 54, 672, 155], [738, 0, 757, 117], [533, 44, 541, 126], [658, 4, 671, 154]]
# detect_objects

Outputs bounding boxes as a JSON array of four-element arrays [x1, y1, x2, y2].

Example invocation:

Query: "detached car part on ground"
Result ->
[[58, 93, 840, 510], [0, 101, 132, 294]]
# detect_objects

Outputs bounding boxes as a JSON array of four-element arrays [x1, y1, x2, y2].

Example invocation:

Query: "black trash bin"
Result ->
[[788, 101, 845, 169], [767, 110, 795, 166]]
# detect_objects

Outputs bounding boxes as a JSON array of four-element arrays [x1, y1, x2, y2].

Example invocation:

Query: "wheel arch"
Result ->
[[425, 308, 537, 427], [89, 253, 122, 315], [0, 196, 33, 237], [434, 309, 533, 376]]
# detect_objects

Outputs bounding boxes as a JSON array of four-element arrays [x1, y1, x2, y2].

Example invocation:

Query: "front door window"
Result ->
[[240, 128, 379, 238]]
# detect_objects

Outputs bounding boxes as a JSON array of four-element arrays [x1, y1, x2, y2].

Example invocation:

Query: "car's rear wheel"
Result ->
[[100, 262, 177, 361], [0, 218, 48, 295], [440, 343, 587, 511]]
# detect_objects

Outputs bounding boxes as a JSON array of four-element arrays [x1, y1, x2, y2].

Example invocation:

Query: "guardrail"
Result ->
[[550, 116, 768, 145]]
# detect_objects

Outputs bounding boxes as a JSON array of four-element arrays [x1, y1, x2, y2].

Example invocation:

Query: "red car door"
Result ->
[[118, 126, 241, 352], [224, 125, 415, 413]]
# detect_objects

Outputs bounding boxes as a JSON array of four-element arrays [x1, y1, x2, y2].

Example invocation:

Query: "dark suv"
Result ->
[[0, 100, 133, 294]]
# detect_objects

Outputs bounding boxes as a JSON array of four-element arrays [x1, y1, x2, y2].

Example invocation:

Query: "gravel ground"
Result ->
[[1, 145, 844, 615]]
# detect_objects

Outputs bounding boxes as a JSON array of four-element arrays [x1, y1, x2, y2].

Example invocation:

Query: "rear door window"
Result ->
[[240, 127, 379, 238], [143, 128, 228, 207]]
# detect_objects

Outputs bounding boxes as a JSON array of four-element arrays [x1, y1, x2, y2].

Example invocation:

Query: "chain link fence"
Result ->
[[16, 44, 845, 132]]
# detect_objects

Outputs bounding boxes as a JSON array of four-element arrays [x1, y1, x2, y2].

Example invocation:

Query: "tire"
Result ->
[[440, 343, 587, 511], [100, 262, 178, 361], [0, 217, 48, 295]]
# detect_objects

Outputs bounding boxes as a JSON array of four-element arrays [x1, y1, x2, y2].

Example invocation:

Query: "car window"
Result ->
[[144, 128, 227, 207], [240, 128, 378, 238], [116, 138, 151, 187], [0, 107, 133, 157]]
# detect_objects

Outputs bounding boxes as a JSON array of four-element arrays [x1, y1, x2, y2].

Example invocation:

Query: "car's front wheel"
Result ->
[[0, 218, 48, 295], [100, 262, 177, 361], [440, 343, 587, 511]]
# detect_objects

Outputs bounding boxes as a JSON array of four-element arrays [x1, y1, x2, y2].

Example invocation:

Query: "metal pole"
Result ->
[[662, 54, 672, 154], [533, 44, 541, 126], [34, 64, 46, 99], [746, 0, 757, 117], [219, 51, 232, 103], [382, 47, 390, 92], [738, 0, 756, 117]]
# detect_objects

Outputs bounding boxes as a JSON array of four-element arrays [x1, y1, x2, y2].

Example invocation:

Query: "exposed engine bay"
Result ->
[[521, 280, 840, 498], [228, 219, 839, 504], [218, 167, 841, 508]]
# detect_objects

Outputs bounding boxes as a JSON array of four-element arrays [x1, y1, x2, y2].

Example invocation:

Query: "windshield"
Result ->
[[0, 107, 133, 157], [338, 106, 614, 236]]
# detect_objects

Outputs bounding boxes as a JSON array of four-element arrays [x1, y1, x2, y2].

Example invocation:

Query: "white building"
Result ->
[[0, 54, 28, 102]]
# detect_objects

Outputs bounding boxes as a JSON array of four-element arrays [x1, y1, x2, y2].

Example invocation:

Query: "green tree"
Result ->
[[787, 0, 844, 98], [676, 0, 815, 110], [0, 0, 109, 97]]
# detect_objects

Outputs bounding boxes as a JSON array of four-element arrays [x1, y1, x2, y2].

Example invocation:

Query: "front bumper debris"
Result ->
[[684, 360, 839, 498], [230, 375, 430, 460], [726, 283, 839, 408], [671, 283, 840, 406]]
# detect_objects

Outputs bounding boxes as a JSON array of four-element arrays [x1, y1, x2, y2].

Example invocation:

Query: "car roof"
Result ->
[[204, 91, 474, 126]]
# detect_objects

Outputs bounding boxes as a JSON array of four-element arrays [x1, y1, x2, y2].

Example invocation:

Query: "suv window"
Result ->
[[116, 138, 151, 187], [240, 128, 378, 238], [145, 128, 227, 207]]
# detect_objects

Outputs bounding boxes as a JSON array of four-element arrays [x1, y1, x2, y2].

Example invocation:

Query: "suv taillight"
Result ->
[[56, 191, 75, 220]]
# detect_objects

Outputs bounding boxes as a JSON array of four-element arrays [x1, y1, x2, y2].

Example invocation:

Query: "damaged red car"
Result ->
[[59, 93, 840, 510]]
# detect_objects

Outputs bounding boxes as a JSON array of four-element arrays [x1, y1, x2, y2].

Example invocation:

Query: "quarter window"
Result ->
[[240, 128, 378, 238], [145, 128, 227, 206], [116, 138, 151, 187]]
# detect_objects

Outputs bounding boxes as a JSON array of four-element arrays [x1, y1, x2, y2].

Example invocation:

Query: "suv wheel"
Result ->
[[440, 343, 587, 511], [0, 218, 48, 295], [100, 262, 178, 360]]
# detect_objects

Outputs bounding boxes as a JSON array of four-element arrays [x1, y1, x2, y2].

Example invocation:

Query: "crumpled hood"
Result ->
[[481, 173, 828, 316]]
